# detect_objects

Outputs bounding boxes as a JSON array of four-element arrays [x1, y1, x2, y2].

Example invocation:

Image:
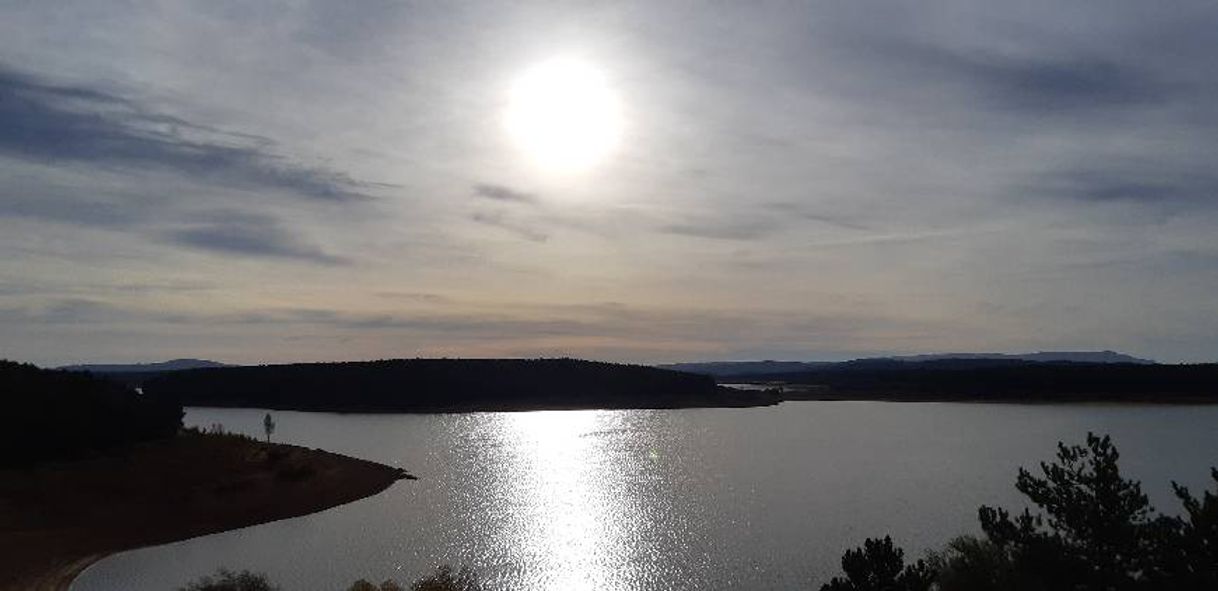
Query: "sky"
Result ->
[[2, 1, 1217, 366]]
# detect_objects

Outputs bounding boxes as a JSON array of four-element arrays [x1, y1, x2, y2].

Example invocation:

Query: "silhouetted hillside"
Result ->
[[1, 360, 183, 467], [747, 361, 1218, 402], [145, 358, 776, 412]]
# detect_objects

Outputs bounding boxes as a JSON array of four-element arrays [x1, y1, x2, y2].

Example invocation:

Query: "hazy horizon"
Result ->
[[48, 348, 1161, 370], [4, 2, 1218, 366]]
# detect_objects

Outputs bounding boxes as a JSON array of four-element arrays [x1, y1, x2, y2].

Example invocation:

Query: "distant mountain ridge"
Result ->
[[655, 360, 835, 377], [890, 351, 1153, 364], [58, 359, 230, 373], [660, 350, 1154, 378]]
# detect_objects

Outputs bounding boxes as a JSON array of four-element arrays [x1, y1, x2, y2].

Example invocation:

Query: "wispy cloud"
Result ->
[[764, 203, 873, 231], [160, 211, 348, 265], [0, 298, 192, 325], [0, 186, 152, 228], [375, 291, 453, 304], [903, 45, 1170, 113], [470, 211, 549, 242], [1031, 169, 1218, 207], [660, 215, 777, 241], [473, 183, 538, 204], [0, 64, 377, 201]]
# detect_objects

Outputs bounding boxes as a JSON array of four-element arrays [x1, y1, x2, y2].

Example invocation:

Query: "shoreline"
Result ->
[[0, 435, 411, 591], [772, 390, 1218, 404], [176, 393, 1218, 417]]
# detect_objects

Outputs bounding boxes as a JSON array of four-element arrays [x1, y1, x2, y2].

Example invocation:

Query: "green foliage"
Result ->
[[821, 536, 934, 591], [179, 569, 277, 591], [825, 433, 1218, 591]]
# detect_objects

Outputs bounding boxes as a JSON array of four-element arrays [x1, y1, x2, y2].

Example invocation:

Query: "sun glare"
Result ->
[[504, 58, 623, 173]]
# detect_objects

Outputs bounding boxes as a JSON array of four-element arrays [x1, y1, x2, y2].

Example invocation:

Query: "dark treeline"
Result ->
[[821, 433, 1218, 590], [0, 360, 183, 467], [143, 358, 777, 412], [181, 565, 479, 591], [752, 360, 1218, 402]]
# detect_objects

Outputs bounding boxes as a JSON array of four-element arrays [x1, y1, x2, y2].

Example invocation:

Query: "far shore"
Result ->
[[0, 433, 411, 591], [726, 384, 1218, 404]]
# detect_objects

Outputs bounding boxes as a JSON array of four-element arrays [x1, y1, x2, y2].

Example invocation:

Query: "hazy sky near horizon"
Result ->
[[3, 1, 1218, 365]]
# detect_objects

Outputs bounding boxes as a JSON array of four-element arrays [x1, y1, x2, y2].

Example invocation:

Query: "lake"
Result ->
[[73, 402, 1218, 590]]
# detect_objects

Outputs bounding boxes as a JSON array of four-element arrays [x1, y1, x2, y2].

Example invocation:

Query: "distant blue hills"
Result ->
[[660, 350, 1155, 378], [58, 358, 230, 373], [885, 351, 1154, 364], [56, 350, 1155, 380]]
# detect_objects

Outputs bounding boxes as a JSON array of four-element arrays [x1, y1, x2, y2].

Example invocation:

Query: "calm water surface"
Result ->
[[74, 402, 1218, 590]]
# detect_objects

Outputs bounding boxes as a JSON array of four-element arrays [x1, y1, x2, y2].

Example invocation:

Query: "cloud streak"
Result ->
[[470, 211, 549, 242], [660, 217, 776, 241], [160, 211, 347, 265], [0, 64, 376, 201], [473, 183, 538, 204], [903, 45, 1170, 113], [1032, 169, 1218, 207]]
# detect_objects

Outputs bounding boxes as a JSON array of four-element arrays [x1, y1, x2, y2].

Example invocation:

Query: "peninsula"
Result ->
[[0, 361, 411, 591]]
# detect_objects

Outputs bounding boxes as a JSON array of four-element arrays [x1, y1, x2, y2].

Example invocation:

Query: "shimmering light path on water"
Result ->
[[75, 403, 1218, 590]]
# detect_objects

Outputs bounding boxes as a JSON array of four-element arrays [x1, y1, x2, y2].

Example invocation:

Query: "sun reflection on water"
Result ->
[[495, 410, 633, 591]]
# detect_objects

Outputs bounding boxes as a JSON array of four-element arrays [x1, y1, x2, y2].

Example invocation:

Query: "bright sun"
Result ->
[[504, 58, 623, 173]]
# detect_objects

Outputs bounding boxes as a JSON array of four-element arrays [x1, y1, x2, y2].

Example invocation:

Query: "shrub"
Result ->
[[820, 536, 934, 591], [179, 569, 277, 591], [347, 579, 404, 591]]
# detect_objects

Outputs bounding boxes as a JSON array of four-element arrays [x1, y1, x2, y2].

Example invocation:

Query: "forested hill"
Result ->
[[144, 358, 777, 412], [1, 360, 183, 467], [752, 361, 1218, 402]]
